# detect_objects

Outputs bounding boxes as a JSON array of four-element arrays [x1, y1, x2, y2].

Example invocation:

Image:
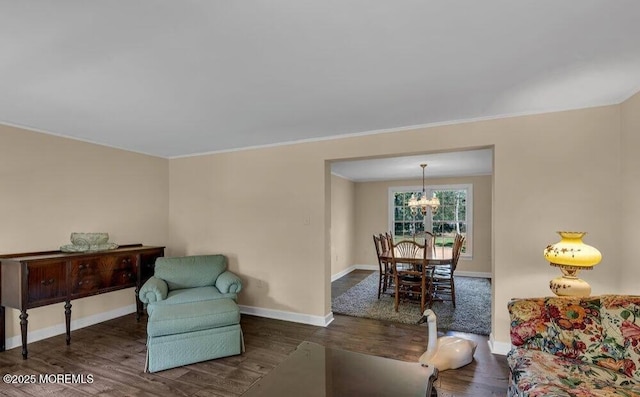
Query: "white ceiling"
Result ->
[[2, 1, 640, 159]]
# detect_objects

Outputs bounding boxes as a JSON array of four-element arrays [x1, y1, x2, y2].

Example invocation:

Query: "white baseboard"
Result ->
[[239, 305, 334, 327], [456, 271, 492, 279], [489, 333, 512, 355], [355, 264, 378, 271], [331, 264, 378, 281], [331, 266, 357, 281], [4, 304, 137, 351]]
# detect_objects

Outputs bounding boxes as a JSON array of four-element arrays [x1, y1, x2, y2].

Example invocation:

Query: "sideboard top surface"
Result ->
[[0, 244, 165, 263]]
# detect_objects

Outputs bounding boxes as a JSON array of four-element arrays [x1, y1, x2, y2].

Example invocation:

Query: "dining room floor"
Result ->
[[330, 268, 509, 396]]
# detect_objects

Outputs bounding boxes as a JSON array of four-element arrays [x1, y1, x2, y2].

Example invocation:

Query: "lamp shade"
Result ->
[[544, 231, 602, 268], [544, 231, 601, 297]]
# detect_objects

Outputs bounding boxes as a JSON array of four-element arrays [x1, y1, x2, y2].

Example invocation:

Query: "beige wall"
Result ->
[[330, 174, 356, 277], [1, 98, 633, 351], [168, 146, 328, 316], [353, 175, 492, 275], [620, 91, 640, 292], [169, 104, 624, 348], [0, 124, 169, 342]]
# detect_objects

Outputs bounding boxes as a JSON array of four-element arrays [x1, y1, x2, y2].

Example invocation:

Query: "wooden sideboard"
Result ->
[[0, 244, 164, 358]]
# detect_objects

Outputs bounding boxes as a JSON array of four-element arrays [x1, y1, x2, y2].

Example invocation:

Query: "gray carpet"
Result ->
[[332, 272, 491, 335]]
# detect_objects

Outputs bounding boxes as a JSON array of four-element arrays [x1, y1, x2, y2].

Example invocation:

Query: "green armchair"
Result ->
[[139, 254, 244, 372]]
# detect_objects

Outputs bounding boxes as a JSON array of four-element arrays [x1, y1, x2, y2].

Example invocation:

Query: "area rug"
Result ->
[[332, 272, 491, 335]]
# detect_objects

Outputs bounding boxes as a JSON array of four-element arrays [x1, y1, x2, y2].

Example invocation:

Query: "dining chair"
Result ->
[[383, 232, 397, 289], [389, 239, 431, 313], [418, 231, 436, 255], [373, 233, 393, 299], [431, 233, 465, 307], [380, 232, 394, 290]]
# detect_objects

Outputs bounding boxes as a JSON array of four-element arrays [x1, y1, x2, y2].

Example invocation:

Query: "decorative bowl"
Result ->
[[70, 232, 110, 246], [60, 242, 119, 253]]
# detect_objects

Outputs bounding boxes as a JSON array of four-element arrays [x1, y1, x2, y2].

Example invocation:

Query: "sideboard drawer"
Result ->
[[112, 255, 135, 271], [70, 258, 101, 296], [26, 261, 67, 307], [106, 255, 136, 288], [70, 254, 136, 296], [109, 268, 136, 288]]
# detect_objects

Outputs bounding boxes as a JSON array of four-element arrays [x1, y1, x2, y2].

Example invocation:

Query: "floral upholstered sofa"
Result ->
[[508, 295, 640, 397]]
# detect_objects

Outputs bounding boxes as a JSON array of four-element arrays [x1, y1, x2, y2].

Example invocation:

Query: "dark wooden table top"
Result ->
[[243, 341, 438, 397], [380, 248, 453, 265]]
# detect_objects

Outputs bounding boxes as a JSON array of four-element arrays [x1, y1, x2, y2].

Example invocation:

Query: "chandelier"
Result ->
[[408, 164, 440, 215]]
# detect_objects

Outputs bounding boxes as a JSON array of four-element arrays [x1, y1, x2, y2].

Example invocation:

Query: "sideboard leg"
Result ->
[[135, 288, 142, 321], [19, 310, 28, 359], [1, 306, 5, 352], [64, 301, 72, 345]]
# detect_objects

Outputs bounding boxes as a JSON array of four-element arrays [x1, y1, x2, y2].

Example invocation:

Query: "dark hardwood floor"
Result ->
[[0, 270, 509, 396]]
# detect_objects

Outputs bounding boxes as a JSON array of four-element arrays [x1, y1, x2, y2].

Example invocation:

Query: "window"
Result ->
[[389, 184, 472, 257], [390, 189, 426, 240]]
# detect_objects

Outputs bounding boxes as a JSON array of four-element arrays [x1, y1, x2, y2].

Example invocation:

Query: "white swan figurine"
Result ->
[[417, 309, 477, 371]]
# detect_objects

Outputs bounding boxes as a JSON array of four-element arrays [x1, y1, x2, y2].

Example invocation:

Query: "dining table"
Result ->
[[379, 246, 453, 267], [379, 246, 454, 308]]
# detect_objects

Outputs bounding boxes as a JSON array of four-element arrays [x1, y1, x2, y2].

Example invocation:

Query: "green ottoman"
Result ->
[[145, 298, 244, 372]]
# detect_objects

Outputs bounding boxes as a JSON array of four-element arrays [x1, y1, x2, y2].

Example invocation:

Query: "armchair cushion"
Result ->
[[154, 254, 227, 290], [146, 286, 237, 315], [139, 276, 168, 304], [147, 299, 240, 337]]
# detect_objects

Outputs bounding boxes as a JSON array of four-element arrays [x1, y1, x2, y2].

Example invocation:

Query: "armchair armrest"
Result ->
[[215, 271, 243, 294], [139, 276, 168, 304]]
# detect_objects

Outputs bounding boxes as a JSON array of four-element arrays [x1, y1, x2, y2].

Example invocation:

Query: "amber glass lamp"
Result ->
[[543, 231, 602, 297]]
